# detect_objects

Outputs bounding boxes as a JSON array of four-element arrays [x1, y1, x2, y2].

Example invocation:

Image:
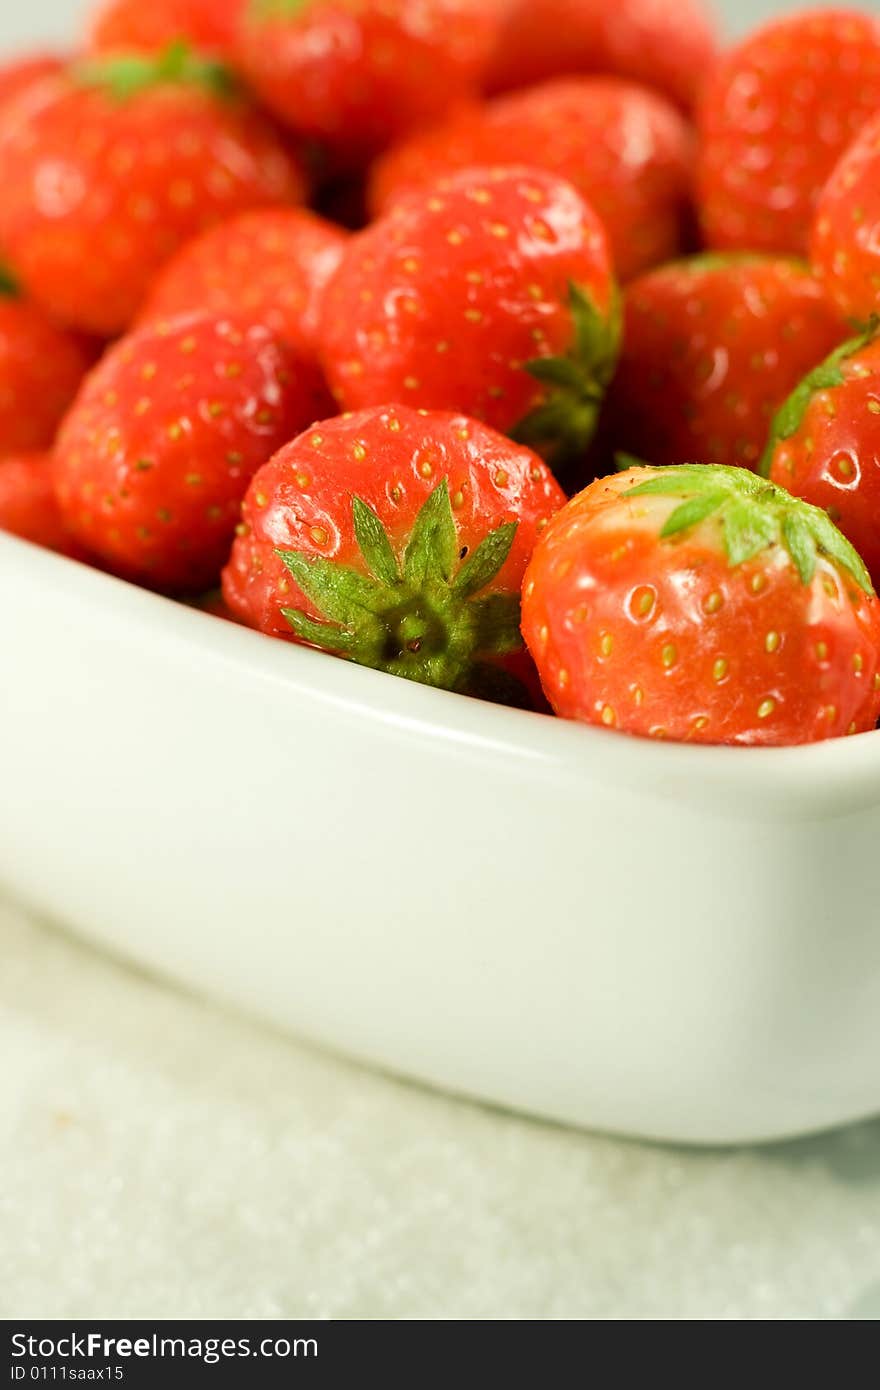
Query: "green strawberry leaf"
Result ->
[[804, 507, 873, 595], [452, 521, 517, 599], [351, 496, 400, 586], [759, 322, 880, 477], [468, 593, 525, 655], [73, 41, 236, 102], [403, 479, 458, 587], [511, 280, 621, 471], [251, 0, 313, 17], [276, 482, 524, 697], [781, 511, 818, 587], [625, 463, 875, 594], [660, 490, 727, 538], [0, 265, 18, 298], [278, 550, 388, 626], [723, 498, 777, 566], [279, 608, 358, 654]]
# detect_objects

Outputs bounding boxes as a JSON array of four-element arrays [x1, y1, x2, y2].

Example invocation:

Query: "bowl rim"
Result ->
[[5, 530, 880, 814]]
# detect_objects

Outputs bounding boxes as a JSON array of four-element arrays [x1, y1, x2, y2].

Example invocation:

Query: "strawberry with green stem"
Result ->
[[319, 166, 619, 473], [597, 254, 847, 476], [763, 325, 880, 587], [522, 464, 880, 745], [0, 42, 306, 335], [222, 404, 567, 702]]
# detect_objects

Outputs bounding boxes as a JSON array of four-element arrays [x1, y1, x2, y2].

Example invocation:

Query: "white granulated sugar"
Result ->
[[1, 892, 879, 1321]]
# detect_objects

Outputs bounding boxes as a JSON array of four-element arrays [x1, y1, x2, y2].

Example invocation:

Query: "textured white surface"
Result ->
[[3, 892, 880, 1320]]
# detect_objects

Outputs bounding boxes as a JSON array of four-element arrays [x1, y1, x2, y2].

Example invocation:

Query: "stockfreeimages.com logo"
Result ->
[[10, 1333, 317, 1367]]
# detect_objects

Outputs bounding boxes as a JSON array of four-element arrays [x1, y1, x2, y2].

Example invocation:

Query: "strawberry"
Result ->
[[319, 166, 619, 470], [763, 327, 880, 588], [599, 255, 847, 475], [54, 313, 331, 592], [696, 10, 880, 257], [484, 0, 717, 113], [522, 464, 880, 745], [88, 0, 244, 57], [811, 110, 880, 325], [0, 273, 94, 454], [0, 452, 84, 558], [222, 404, 566, 701], [236, 0, 498, 172], [139, 208, 348, 362], [369, 78, 695, 283], [0, 44, 307, 337], [0, 52, 64, 111]]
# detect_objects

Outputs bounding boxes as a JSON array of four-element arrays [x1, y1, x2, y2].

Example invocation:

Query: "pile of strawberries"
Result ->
[[4, 0, 880, 748]]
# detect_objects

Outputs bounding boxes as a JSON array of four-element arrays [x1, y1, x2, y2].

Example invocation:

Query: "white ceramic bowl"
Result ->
[[7, 0, 880, 1144], [3, 531, 880, 1145]]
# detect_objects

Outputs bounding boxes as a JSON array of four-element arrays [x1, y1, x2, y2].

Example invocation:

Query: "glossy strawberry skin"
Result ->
[[523, 468, 880, 745], [766, 335, 880, 588], [484, 0, 717, 112], [236, 0, 497, 171], [0, 452, 84, 557], [811, 111, 880, 324], [223, 404, 565, 701], [0, 295, 94, 454], [369, 78, 695, 282], [0, 70, 307, 336], [601, 256, 847, 474], [139, 208, 348, 362], [54, 314, 331, 593], [88, 0, 245, 57], [320, 166, 614, 449], [697, 10, 880, 257]]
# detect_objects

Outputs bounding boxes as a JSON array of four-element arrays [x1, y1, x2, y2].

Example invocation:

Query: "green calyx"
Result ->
[[277, 480, 525, 699], [72, 40, 237, 102], [511, 281, 621, 471], [0, 265, 19, 298], [759, 321, 880, 477], [250, 0, 312, 19], [625, 464, 873, 594]]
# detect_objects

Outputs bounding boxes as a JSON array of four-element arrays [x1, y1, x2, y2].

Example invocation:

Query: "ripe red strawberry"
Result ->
[[139, 208, 348, 361], [236, 0, 498, 172], [88, 0, 244, 57], [222, 404, 566, 701], [696, 10, 880, 257], [0, 52, 64, 111], [369, 78, 695, 282], [320, 166, 618, 470], [763, 328, 880, 588], [484, 0, 717, 112], [0, 452, 84, 558], [599, 255, 847, 474], [811, 110, 880, 325], [54, 313, 331, 592], [522, 465, 880, 745], [0, 274, 94, 454], [0, 44, 307, 337]]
